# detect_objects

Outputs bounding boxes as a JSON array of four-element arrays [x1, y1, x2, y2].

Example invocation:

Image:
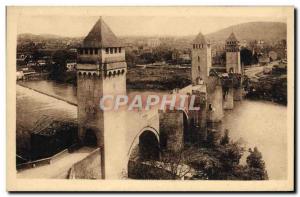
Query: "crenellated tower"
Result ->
[[190, 32, 223, 146], [77, 17, 127, 179], [225, 32, 241, 74], [225, 32, 243, 101]]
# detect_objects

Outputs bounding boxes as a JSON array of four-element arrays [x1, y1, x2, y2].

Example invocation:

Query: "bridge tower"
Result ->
[[225, 32, 243, 101], [225, 32, 241, 74], [77, 17, 127, 179], [191, 32, 223, 145], [191, 32, 212, 84]]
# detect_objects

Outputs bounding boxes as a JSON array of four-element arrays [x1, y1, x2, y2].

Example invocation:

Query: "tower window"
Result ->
[[105, 48, 109, 54], [84, 49, 88, 54], [198, 66, 200, 72], [90, 49, 93, 55], [119, 47, 122, 53], [198, 56, 200, 62], [114, 48, 117, 53], [79, 49, 83, 55], [94, 48, 98, 54], [110, 48, 113, 54]]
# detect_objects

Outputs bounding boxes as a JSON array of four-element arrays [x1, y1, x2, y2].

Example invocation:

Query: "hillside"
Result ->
[[17, 21, 287, 48], [206, 22, 287, 42], [18, 33, 64, 41]]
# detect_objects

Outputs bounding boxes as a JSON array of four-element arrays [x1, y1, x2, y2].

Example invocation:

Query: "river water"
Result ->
[[16, 80, 287, 180]]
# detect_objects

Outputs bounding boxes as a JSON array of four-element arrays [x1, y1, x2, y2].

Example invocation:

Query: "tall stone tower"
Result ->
[[191, 32, 212, 84], [77, 17, 127, 179], [225, 32, 241, 74], [191, 32, 223, 145], [225, 32, 243, 101]]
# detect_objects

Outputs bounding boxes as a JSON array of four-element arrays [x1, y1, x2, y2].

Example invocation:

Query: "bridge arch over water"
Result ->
[[127, 127, 160, 161]]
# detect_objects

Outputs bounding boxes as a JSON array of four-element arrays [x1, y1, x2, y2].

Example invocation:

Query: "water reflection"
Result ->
[[221, 100, 287, 180]]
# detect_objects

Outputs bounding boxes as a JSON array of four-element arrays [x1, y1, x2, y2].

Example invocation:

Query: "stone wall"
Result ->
[[68, 148, 102, 179], [233, 87, 243, 101], [207, 77, 224, 122], [77, 74, 104, 147], [223, 87, 234, 109], [159, 111, 184, 152], [226, 52, 241, 73]]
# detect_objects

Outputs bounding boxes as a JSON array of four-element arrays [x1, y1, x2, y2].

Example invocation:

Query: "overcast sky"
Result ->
[[17, 15, 286, 37]]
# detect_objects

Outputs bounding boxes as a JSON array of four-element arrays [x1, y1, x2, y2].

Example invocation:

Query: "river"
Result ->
[[16, 80, 287, 180]]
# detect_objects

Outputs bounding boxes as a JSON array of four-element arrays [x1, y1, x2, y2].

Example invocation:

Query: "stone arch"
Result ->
[[127, 127, 159, 161], [181, 109, 191, 146], [83, 127, 99, 147], [139, 131, 160, 160]]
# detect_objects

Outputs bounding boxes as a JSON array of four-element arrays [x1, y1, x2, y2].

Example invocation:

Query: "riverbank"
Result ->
[[245, 63, 287, 105], [18, 82, 77, 106], [16, 85, 77, 162], [125, 66, 191, 90]]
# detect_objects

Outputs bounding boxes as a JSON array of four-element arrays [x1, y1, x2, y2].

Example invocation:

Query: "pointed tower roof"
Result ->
[[82, 17, 122, 48], [226, 32, 238, 42], [193, 32, 207, 44]]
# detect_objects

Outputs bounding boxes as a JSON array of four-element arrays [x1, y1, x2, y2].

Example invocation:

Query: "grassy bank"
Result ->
[[245, 72, 287, 105], [127, 67, 191, 90]]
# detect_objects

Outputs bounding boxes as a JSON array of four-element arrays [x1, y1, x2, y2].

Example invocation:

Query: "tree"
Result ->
[[245, 147, 268, 180], [217, 142, 243, 173], [140, 52, 154, 64], [220, 129, 230, 145], [240, 48, 253, 66], [252, 52, 259, 65], [49, 50, 73, 82], [125, 50, 138, 67], [154, 149, 194, 180], [188, 151, 221, 180]]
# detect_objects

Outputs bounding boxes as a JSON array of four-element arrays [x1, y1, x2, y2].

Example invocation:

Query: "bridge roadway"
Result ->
[[17, 147, 95, 179]]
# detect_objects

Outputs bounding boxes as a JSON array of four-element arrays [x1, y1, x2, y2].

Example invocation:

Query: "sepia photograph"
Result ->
[[6, 6, 294, 191]]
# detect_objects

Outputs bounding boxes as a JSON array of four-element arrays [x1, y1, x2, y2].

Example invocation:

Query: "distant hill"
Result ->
[[206, 22, 287, 42], [18, 33, 64, 41], [17, 21, 287, 48]]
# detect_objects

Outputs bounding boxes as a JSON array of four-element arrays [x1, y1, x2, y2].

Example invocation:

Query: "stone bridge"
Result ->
[[17, 18, 244, 180]]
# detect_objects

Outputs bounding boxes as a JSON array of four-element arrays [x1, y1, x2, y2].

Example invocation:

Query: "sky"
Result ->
[[17, 15, 286, 37]]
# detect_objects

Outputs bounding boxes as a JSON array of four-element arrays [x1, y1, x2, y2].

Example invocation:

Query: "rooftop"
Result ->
[[192, 32, 207, 44], [226, 32, 238, 42], [82, 17, 123, 48]]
